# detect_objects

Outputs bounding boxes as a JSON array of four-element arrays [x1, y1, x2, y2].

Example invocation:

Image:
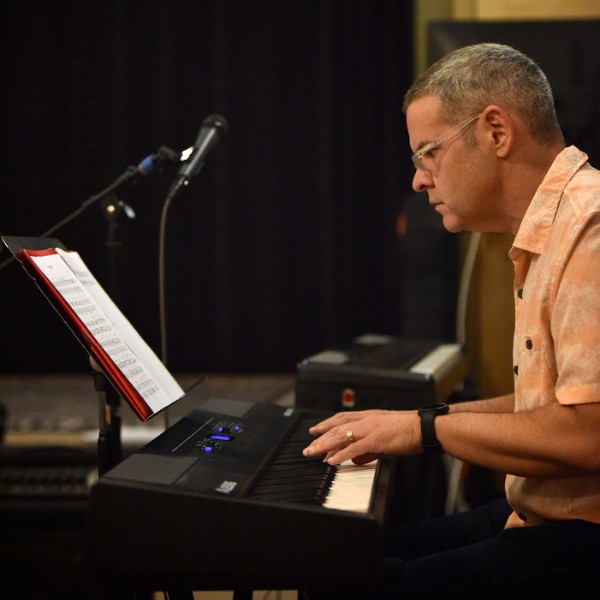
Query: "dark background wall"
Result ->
[[4, 4, 596, 379], [0, 0, 424, 374]]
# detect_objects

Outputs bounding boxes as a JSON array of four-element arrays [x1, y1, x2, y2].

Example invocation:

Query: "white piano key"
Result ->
[[323, 460, 377, 513]]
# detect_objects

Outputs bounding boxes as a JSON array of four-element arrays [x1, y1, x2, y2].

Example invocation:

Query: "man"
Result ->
[[302, 43, 600, 597]]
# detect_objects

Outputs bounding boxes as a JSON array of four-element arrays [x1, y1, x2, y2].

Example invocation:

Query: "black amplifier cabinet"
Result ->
[[295, 334, 468, 413]]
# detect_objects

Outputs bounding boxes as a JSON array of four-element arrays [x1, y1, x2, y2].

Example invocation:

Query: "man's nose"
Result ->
[[412, 168, 433, 193]]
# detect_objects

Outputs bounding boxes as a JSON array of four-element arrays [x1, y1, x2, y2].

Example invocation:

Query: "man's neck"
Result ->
[[503, 142, 565, 235]]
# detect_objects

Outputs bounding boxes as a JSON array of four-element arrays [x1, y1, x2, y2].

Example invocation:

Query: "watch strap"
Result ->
[[418, 403, 449, 452]]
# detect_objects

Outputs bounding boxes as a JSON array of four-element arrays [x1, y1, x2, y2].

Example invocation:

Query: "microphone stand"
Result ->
[[102, 194, 136, 309], [92, 194, 136, 474], [0, 166, 139, 273], [70, 168, 139, 474], [0, 146, 181, 273]]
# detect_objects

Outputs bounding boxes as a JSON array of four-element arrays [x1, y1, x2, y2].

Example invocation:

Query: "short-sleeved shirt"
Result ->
[[505, 145, 600, 524]]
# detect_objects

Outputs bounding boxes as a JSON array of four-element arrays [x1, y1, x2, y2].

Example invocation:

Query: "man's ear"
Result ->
[[481, 105, 512, 158]]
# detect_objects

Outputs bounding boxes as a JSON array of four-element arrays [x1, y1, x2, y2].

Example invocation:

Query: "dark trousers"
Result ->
[[318, 498, 600, 599]]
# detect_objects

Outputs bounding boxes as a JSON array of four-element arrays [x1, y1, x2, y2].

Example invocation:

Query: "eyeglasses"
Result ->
[[412, 113, 482, 172]]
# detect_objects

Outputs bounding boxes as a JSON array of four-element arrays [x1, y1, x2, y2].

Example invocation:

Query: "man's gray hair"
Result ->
[[404, 43, 564, 144]]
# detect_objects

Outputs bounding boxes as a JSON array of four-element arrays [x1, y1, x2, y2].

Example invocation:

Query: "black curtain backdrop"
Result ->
[[0, 1, 427, 374]]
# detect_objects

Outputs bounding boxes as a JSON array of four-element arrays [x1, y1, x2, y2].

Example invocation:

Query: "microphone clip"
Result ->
[[137, 146, 182, 175]]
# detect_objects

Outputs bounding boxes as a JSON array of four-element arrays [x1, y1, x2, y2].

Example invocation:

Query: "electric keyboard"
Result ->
[[85, 397, 394, 593], [296, 334, 467, 412]]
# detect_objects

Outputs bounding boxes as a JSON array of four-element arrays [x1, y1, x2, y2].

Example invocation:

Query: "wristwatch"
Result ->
[[418, 403, 450, 452]]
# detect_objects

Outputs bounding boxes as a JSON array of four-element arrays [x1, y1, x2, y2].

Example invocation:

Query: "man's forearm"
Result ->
[[450, 393, 515, 414], [437, 401, 600, 477]]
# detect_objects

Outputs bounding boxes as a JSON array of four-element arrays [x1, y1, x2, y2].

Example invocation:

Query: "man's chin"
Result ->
[[440, 215, 464, 233]]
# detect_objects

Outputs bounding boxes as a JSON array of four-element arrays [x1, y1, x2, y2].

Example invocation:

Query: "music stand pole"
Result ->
[[90, 358, 122, 475]]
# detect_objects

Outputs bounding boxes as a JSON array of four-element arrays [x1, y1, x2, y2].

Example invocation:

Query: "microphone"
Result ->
[[137, 146, 183, 175], [167, 114, 228, 198]]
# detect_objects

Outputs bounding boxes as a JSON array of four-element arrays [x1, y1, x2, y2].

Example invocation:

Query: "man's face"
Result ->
[[406, 95, 498, 233]]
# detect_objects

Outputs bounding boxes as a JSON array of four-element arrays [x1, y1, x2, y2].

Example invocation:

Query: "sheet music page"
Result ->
[[30, 250, 184, 413], [56, 249, 184, 401]]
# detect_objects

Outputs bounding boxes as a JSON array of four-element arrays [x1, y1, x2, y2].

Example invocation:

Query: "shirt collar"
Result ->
[[512, 146, 588, 256]]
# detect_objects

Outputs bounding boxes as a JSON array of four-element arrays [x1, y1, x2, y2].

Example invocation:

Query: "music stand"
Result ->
[[2, 235, 185, 474]]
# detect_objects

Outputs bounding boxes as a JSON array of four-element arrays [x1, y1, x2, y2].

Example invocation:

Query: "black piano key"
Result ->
[[255, 466, 335, 486], [259, 472, 327, 484], [250, 484, 328, 504], [248, 418, 339, 504], [255, 473, 334, 491]]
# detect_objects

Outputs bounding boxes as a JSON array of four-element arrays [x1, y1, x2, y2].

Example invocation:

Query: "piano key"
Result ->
[[323, 460, 377, 513]]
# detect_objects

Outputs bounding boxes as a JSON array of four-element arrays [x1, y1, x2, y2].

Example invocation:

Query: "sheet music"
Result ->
[[30, 250, 184, 413]]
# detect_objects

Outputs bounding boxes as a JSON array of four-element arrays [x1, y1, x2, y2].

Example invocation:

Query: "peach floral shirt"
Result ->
[[506, 146, 600, 525]]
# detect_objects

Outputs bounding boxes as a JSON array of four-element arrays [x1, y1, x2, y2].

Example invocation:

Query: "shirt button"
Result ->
[[513, 365, 519, 375], [526, 339, 533, 350], [517, 289, 523, 299]]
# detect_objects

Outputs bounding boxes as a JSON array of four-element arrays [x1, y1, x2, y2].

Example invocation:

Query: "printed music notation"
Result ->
[[21, 247, 184, 420]]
